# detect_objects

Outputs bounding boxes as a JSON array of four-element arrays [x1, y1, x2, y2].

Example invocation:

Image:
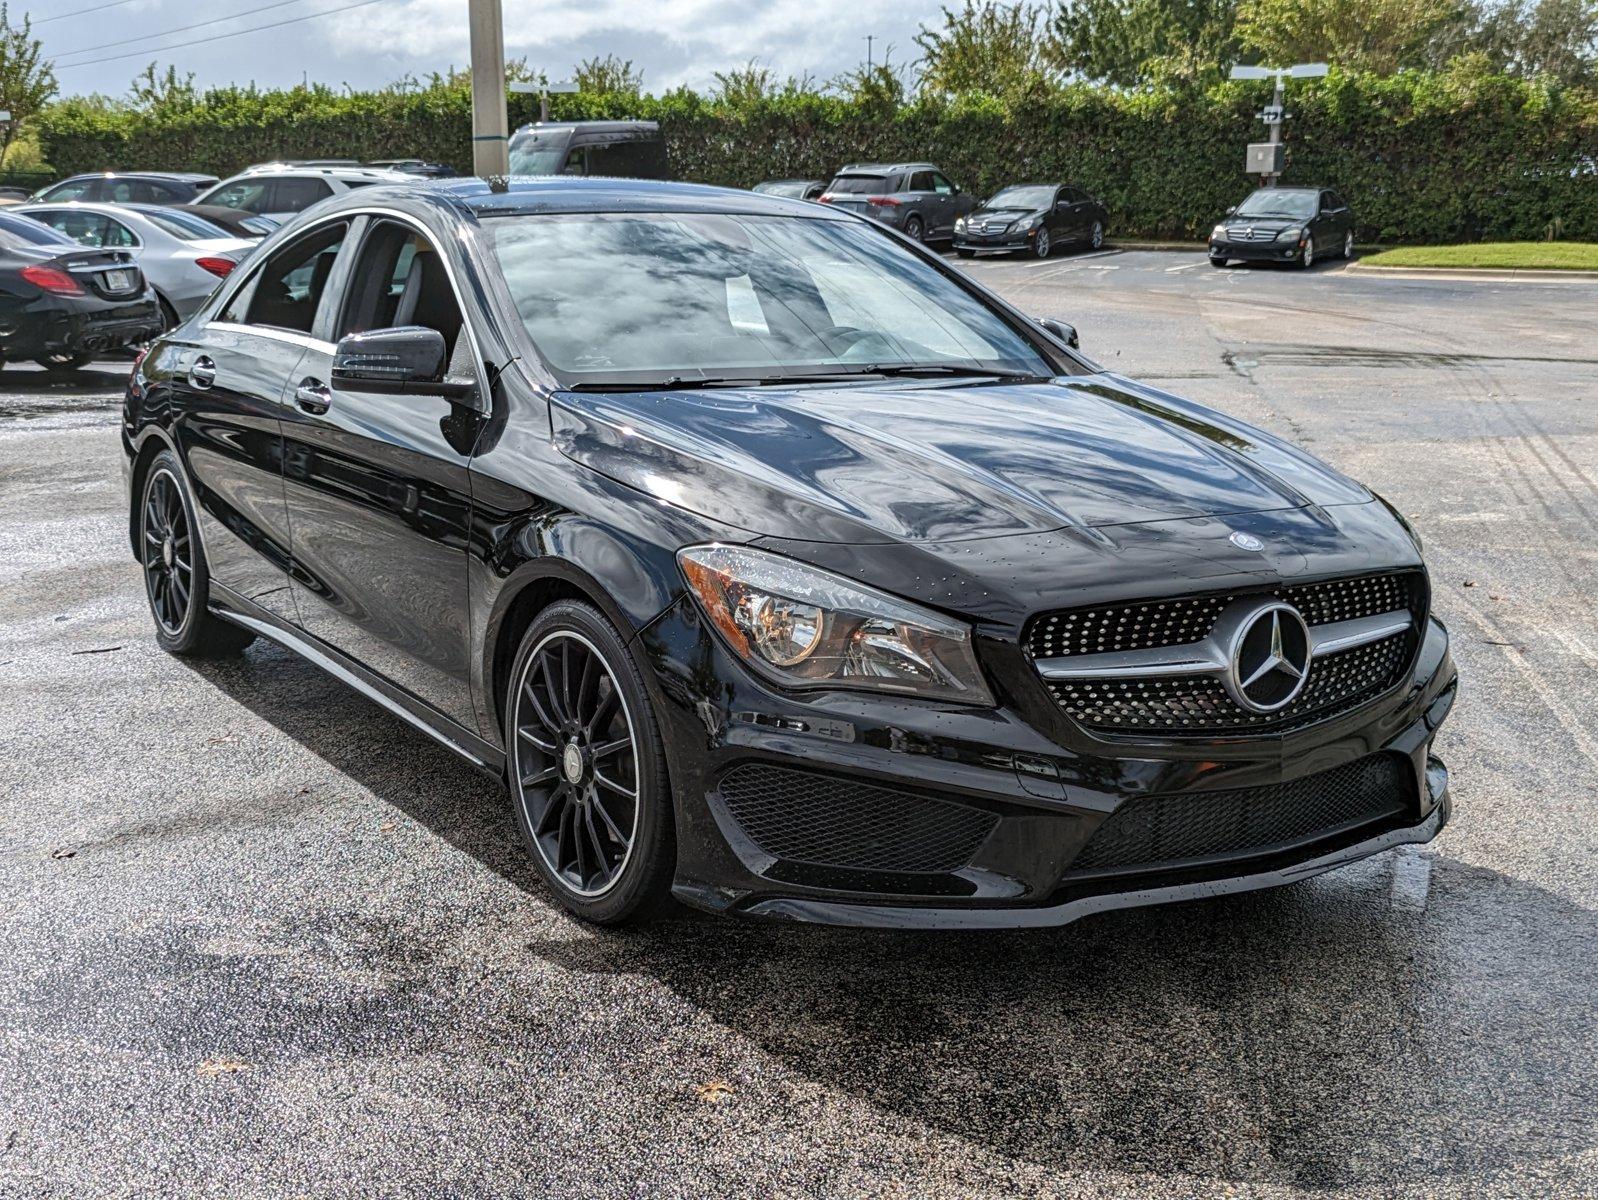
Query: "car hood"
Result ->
[[969, 206, 1040, 221], [1221, 214, 1307, 232], [550, 374, 1373, 546]]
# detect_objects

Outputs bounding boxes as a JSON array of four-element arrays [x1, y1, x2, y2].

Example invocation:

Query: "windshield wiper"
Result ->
[[860, 363, 1054, 382], [563, 371, 890, 392]]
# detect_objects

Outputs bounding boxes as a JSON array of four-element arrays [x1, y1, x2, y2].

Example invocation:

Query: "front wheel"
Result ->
[[506, 600, 675, 924], [138, 450, 254, 657], [1031, 227, 1052, 259], [1300, 237, 1315, 269], [955, 248, 974, 259]]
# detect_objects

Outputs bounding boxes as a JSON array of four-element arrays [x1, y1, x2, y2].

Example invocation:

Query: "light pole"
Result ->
[[468, 0, 508, 176], [1229, 62, 1327, 187], [509, 78, 580, 124]]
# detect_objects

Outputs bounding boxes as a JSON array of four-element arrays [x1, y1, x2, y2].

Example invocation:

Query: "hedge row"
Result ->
[[35, 70, 1598, 243]]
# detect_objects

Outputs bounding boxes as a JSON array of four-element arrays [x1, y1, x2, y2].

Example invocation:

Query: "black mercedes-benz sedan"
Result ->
[[954, 183, 1108, 258], [123, 177, 1455, 927], [1210, 187, 1355, 269]]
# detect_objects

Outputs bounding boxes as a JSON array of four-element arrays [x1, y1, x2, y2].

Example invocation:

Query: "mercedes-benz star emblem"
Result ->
[[1229, 530, 1265, 552], [1225, 602, 1312, 713]]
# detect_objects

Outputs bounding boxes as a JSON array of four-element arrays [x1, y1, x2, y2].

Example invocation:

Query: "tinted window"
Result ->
[[484, 211, 1053, 385], [149, 181, 191, 203], [827, 174, 887, 195], [40, 179, 94, 202], [272, 177, 334, 212], [930, 172, 955, 195], [908, 171, 934, 192], [1326, 191, 1347, 210], [0, 211, 74, 246], [1234, 190, 1319, 219], [243, 222, 347, 334], [507, 130, 572, 175], [988, 185, 1056, 210], [337, 220, 468, 375], [142, 209, 230, 241], [29, 210, 136, 248], [103, 179, 153, 203], [203, 179, 274, 213], [582, 139, 669, 180]]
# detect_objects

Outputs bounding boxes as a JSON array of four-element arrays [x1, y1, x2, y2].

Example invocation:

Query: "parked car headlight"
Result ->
[[954, 216, 968, 232], [1276, 226, 1303, 242], [1013, 214, 1043, 233], [678, 544, 994, 704], [1211, 224, 1227, 240]]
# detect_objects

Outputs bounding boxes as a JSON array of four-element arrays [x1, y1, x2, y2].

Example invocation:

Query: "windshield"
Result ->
[[508, 131, 572, 175], [139, 208, 230, 241], [826, 175, 888, 195], [987, 185, 1055, 210], [1235, 190, 1318, 219], [484, 212, 1057, 387]]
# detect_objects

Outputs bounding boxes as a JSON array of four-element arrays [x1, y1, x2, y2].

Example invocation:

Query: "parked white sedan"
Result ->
[[12, 202, 254, 327]]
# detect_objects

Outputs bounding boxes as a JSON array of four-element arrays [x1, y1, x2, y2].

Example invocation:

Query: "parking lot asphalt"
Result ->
[[2, 250, 1595, 1198]]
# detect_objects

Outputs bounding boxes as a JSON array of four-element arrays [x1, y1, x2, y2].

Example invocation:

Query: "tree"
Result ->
[[711, 59, 779, 107], [1235, 0, 1466, 74], [1051, 0, 1242, 86], [129, 63, 198, 115], [573, 54, 643, 95], [914, 1, 1060, 97], [830, 47, 910, 113], [0, 4, 55, 165], [1464, 0, 1598, 85]]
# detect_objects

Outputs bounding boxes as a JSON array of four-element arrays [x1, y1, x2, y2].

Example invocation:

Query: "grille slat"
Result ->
[[1068, 754, 1411, 876], [1027, 571, 1425, 737], [718, 764, 998, 875]]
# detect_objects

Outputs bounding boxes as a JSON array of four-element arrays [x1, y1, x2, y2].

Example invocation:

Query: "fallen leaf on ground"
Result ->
[[379, 821, 396, 833], [695, 1080, 735, 1103], [49, 847, 76, 860], [197, 1057, 249, 1077]]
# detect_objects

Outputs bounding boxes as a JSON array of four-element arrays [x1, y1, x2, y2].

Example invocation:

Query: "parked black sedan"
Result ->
[[954, 183, 1108, 258], [0, 211, 161, 370], [1210, 187, 1355, 268], [123, 177, 1454, 927]]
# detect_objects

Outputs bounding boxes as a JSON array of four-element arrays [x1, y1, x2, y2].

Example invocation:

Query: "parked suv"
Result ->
[[32, 172, 219, 206], [507, 121, 669, 179], [194, 165, 412, 223], [1210, 187, 1355, 269], [820, 162, 977, 243]]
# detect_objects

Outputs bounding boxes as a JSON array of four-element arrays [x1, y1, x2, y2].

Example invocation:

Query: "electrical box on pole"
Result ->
[[1246, 142, 1285, 176], [1230, 62, 1327, 188]]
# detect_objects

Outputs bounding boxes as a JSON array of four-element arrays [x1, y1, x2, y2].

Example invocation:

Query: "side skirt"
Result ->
[[209, 583, 507, 778]]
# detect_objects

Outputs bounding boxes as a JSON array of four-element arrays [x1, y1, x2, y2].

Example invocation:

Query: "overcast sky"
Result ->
[[39, 0, 944, 97]]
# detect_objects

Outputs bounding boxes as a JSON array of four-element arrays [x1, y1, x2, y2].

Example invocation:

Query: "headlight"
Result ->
[[1013, 214, 1043, 233], [1211, 224, 1227, 240], [678, 544, 994, 705], [954, 216, 967, 231], [1276, 226, 1303, 242]]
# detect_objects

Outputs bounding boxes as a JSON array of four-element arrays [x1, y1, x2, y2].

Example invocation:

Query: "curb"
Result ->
[[1346, 262, 1598, 281], [1107, 241, 1207, 253]]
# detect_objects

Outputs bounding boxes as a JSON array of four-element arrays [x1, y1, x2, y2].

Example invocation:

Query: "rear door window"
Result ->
[[271, 177, 335, 213], [583, 139, 669, 179], [103, 179, 154, 203], [908, 171, 934, 192], [41, 178, 94, 202], [243, 221, 349, 335], [930, 172, 955, 195], [208, 179, 274, 214]]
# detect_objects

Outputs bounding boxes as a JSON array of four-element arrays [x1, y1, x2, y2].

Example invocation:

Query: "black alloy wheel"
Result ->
[[1300, 236, 1315, 269], [1089, 220, 1104, 249], [36, 351, 93, 373], [507, 601, 673, 923], [1342, 230, 1355, 260], [1032, 227, 1052, 258], [138, 450, 253, 657], [904, 215, 925, 243]]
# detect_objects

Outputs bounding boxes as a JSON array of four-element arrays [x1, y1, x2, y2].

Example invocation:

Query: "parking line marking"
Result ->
[[1166, 262, 1202, 274]]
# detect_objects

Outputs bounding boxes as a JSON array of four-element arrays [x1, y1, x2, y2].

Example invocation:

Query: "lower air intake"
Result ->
[[717, 763, 998, 875], [1067, 753, 1412, 876]]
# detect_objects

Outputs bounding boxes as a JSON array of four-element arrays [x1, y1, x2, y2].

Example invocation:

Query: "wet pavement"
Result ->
[[1, 257, 1595, 1198]]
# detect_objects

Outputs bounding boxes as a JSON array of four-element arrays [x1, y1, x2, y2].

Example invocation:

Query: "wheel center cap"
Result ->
[[561, 743, 584, 785], [162, 537, 175, 568]]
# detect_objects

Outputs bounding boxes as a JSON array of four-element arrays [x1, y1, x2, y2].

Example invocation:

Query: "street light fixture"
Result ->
[[1229, 62, 1329, 186], [509, 79, 580, 124]]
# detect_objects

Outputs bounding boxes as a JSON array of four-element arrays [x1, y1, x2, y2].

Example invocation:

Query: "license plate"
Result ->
[[103, 269, 133, 291]]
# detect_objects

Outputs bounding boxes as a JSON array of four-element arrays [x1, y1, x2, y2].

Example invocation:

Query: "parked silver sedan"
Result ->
[[12, 202, 254, 327]]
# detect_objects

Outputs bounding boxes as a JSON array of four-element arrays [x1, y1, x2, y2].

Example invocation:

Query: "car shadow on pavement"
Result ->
[[186, 642, 1597, 1193]]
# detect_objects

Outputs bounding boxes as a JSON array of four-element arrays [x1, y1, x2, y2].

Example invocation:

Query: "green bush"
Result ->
[[34, 69, 1598, 244]]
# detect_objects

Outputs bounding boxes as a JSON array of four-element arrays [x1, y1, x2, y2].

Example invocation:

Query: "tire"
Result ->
[[1089, 220, 1104, 250], [35, 352, 93, 373], [156, 295, 181, 333], [1300, 237, 1315, 269], [137, 450, 255, 657], [1031, 227, 1052, 259], [904, 215, 924, 243], [505, 599, 675, 924], [1210, 256, 1229, 269], [955, 248, 974, 259], [1341, 230, 1355, 260]]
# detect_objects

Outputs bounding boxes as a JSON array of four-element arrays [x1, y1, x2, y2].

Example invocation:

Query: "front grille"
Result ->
[[1026, 571, 1425, 737], [717, 763, 998, 875], [1067, 753, 1412, 876]]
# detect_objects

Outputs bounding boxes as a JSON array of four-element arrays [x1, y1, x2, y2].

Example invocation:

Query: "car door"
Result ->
[[1325, 191, 1353, 246], [1051, 187, 1078, 240], [277, 213, 482, 729], [929, 171, 963, 234], [166, 218, 352, 622]]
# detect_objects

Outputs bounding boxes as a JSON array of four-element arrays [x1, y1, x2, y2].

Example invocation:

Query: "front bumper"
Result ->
[[955, 229, 1037, 252], [1210, 238, 1302, 262], [646, 597, 1458, 930]]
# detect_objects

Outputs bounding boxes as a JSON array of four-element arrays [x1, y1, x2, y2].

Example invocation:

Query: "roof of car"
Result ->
[[510, 120, 660, 136], [322, 176, 850, 221], [223, 164, 412, 182], [59, 171, 216, 183], [836, 162, 937, 174]]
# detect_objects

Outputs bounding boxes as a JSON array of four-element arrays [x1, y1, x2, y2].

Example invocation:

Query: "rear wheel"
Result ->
[[138, 450, 254, 657], [35, 352, 93, 373], [506, 600, 674, 924], [1089, 220, 1104, 249], [1341, 230, 1355, 260], [904, 215, 925, 243]]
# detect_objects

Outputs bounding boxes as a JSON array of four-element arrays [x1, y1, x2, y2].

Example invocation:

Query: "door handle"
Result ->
[[294, 377, 331, 415], [189, 355, 216, 390]]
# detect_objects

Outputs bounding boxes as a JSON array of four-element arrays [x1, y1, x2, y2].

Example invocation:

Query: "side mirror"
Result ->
[[332, 326, 472, 398], [1036, 317, 1079, 350], [1225, 205, 1238, 216]]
